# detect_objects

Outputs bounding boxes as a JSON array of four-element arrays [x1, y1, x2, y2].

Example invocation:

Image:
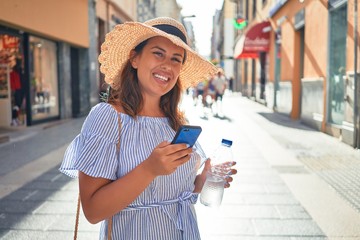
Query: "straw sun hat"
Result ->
[[98, 17, 218, 90]]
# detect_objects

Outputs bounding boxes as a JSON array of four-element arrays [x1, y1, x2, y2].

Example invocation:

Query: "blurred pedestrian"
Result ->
[[193, 80, 205, 106], [212, 69, 227, 115], [59, 17, 236, 240], [213, 69, 227, 102], [228, 76, 233, 92], [205, 76, 216, 107]]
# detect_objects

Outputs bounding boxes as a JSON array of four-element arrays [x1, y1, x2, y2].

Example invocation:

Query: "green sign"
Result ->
[[233, 18, 247, 29]]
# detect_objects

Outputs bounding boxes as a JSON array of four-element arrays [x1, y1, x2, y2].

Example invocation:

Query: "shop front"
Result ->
[[0, 0, 91, 127], [0, 27, 60, 127], [233, 21, 270, 100]]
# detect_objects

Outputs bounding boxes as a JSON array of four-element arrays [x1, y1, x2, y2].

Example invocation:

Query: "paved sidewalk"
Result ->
[[185, 93, 323, 240], [186, 92, 360, 240], [0, 92, 359, 239]]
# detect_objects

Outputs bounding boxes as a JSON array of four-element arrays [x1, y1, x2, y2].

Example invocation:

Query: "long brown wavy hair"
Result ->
[[107, 39, 186, 131]]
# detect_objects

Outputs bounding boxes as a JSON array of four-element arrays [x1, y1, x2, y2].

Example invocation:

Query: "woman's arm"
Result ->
[[79, 141, 193, 224]]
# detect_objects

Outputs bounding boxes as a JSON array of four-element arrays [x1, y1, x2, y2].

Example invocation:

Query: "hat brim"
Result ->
[[98, 22, 218, 90]]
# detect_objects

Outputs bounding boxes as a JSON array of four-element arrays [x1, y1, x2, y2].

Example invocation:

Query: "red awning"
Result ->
[[233, 21, 270, 59]]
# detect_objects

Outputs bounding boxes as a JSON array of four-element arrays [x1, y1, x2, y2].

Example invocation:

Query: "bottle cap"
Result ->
[[221, 139, 232, 147]]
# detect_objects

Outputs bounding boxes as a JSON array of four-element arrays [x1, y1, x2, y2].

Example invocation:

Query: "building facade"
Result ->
[[210, 0, 237, 80], [137, 0, 157, 22], [0, 0, 95, 127], [230, 0, 360, 148]]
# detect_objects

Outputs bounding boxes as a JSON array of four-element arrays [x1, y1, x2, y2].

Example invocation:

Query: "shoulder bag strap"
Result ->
[[73, 111, 122, 240], [73, 194, 81, 240]]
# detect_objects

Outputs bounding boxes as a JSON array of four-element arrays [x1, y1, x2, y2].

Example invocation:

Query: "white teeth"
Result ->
[[154, 74, 168, 82]]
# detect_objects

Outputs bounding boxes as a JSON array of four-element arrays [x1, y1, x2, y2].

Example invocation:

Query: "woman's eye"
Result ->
[[153, 51, 164, 57], [172, 57, 182, 63]]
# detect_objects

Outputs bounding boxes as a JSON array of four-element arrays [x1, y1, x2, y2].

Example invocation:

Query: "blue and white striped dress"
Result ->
[[60, 102, 206, 240]]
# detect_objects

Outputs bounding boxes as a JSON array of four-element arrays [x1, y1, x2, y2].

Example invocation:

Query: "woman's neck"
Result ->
[[139, 96, 164, 117], [139, 109, 165, 117]]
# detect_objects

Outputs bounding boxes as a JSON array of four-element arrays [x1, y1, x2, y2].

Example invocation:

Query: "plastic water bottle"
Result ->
[[200, 139, 233, 207]]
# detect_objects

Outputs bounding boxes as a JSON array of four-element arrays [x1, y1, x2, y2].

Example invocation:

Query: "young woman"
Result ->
[[60, 17, 236, 240]]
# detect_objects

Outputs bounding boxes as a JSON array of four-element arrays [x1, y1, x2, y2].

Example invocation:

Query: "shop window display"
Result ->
[[0, 34, 25, 126], [29, 36, 59, 121]]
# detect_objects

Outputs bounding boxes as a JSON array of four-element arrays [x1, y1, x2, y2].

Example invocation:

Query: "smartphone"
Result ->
[[171, 125, 202, 147]]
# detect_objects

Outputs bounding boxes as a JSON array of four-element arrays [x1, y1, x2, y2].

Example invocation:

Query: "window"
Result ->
[[29, 36, 59, 121], [328, 3, 347, 125]]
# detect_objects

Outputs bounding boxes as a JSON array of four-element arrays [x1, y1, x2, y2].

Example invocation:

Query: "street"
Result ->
[[1, 92, 360, 239]]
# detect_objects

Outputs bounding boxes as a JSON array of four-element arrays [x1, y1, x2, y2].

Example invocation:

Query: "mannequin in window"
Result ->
[[10, 64, 22, 125]]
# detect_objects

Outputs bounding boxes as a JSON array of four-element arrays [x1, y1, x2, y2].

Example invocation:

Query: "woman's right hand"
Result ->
[[144, 141, 193, 176]]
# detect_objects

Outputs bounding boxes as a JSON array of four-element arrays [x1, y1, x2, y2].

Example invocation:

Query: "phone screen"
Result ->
[[171, 125, 202, 147]]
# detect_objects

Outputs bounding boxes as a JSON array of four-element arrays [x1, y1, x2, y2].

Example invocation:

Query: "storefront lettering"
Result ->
[[244, 37, 269, 51], [2, 35, 19, 49]]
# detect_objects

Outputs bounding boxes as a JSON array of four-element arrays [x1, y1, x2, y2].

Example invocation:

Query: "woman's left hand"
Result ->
[[193, 159, 237, 193], [224, 162, 237, 188], [215, 161, 237, 188]]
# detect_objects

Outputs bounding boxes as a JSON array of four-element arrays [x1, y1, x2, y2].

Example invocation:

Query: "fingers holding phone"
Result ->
[[145, 125, 202, 176], [145, 141, 193, 176]]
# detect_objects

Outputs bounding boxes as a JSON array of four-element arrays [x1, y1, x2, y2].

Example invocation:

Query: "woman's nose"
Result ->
[[160, 60, 172, 70]]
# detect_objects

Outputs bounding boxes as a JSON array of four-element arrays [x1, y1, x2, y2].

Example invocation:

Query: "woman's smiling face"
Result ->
[[130, 36, 185, 98]]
